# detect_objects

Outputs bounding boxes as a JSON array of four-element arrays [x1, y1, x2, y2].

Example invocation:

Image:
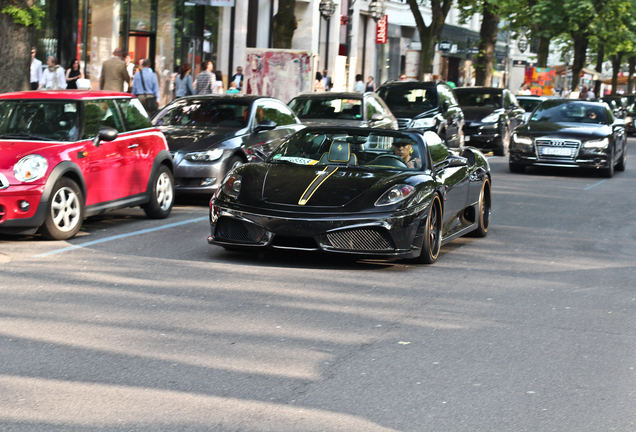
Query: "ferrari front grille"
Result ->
[[215, 217, 266, 244], [326, 228, 395, 252]]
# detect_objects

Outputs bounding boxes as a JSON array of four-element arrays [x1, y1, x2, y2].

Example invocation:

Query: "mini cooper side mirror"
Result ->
[[93, 127, 118, 147], [255, 120, 277, 132]]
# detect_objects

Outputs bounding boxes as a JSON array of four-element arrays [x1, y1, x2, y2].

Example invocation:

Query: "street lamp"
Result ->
[[319, 0, 336, 71], [368, 0, 385, 22]]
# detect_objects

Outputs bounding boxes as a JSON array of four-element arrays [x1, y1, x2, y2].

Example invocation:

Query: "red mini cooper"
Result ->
[[0, 91, 174, 240]]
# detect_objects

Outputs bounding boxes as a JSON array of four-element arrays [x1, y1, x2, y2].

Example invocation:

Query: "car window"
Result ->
[[255, 100, 298, 126], [378, 86, 438, 114], [0, 100, 79, 141], [518, 98, 542, 112], [152, 98, 250, 128], [455, 91, 502, 108], [503, 91, 512, 108], [425, 131, 449, 165], [531, 101, 607, 124], [366, 96, 386, 118], [289, 97, 362, 120], [83, 99, 124, 139], [117, 98, 152, 131]]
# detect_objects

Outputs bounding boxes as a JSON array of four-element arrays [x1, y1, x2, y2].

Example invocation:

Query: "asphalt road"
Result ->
[[1, 139, 636, 431]]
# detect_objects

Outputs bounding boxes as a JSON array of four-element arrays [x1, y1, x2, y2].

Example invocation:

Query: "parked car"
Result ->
[[288, 92, 398, 130], [596, 95, 628, 120], [376, 81, 464, 148], [516, 95, 549, 123], [152, 95, 304, 195], [0, 90, 174, 240], [509, 99, 627, 177], [207, 127, 491, 264], [454, 87, 525, 155]]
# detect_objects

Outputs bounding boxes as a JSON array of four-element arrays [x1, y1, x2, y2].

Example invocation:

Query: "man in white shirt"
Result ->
[[30, 47, 42, 90], [587, 87, 596, 99]]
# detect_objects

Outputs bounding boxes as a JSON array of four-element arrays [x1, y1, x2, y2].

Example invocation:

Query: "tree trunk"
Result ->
[[628, 57, 635, 94], [570, 32, 588, 92], [272, 0, 297, 49], [0, 0, 35, 93], [407, 0, 452, 78], [610, 53, 623, 96], [594, 44, 604, 97], [536, 36, 551, 68], [475, 4, 499, 87]]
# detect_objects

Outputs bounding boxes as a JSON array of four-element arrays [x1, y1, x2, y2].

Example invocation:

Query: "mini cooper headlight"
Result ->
[[184, 149, 224, 162], [375, 184, 416, 206], [222, 174, 242, 199], [14, 154, 48, 182], [411, 118, 436, 129], [512, 133, 533, 146], [481, 113, 500, 123], [583, 137, 609, 149]]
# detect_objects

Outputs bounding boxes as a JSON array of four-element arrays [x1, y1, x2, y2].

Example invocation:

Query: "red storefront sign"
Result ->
[[376, 15, 388, 44]]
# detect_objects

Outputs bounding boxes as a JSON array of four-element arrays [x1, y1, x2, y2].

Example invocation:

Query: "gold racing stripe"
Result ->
[[298, 166, 339, 205]]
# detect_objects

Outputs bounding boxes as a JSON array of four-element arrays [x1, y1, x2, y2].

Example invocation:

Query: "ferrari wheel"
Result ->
[[143, 165, 174, 219], [469, 179, 491, 238], [415, 195, 442, 264], [40, 177, 84, 240]]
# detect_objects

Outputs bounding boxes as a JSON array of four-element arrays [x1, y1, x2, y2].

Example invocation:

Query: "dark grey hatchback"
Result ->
[[152, 95, 304, 195]]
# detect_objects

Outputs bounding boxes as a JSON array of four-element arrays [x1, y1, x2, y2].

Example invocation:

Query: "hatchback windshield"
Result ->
[[0, 100, 79, 141], [531, 101, 607, 125], [455, 91, 502, 108], [289, 97, 363, 120], [153, 99, 250, 128], [268, 130, 425, 170], [376, 87, 438, 117]]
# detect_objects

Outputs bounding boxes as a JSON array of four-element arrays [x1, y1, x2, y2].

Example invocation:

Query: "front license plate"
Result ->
[[541, 147, 571, 156]]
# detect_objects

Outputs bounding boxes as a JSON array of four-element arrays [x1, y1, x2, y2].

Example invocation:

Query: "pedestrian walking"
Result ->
[[562, 86, 571, 99], [65, 59, 83, 89], [195, 60, 217, 95], [132, 58, 160, 116], [100, 48, 130, 92], [322, 69, 333, 91], [30, 47, 42, 90], [39, 56, 66, 90], [123, 52, 134, 92], [315, 72, 325, 92], [353, 74, 365, 92], [174, 63, 194, 98], [579, 86, 589, 99], [365, 76, 376, 92], [215, 70, 224, 94], [231, 66, 243, 91], [587, 87, 596, 99], [226, 81, 239, 94]]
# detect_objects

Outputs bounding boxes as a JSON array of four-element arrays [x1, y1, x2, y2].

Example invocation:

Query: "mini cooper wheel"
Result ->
[[143, 165, 174, 219], [415, 195, 442, 264], [40, 177, 84, 240], [469, 179, 491, 238]]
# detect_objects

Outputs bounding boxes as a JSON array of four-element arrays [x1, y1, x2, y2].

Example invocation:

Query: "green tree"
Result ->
[[406, 0, 454, 78], [272, 0, 297, 49]]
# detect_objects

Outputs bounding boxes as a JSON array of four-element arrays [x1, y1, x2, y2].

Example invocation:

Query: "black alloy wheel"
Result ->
[[600, 147, 615, 178], [493, 124, 509, 156], [415, 195, 443, 264], [616, 142, 627, 172], [468, 179, 491, 238]]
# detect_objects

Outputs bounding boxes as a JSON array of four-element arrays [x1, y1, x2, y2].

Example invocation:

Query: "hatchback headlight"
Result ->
[[411, 118, 436, 129], [375, 184, 415, 206], [14, 154, 48, 182], [184, 149, 224, 162], [481, 113, 500, 123], [583, 137, 609, 149]]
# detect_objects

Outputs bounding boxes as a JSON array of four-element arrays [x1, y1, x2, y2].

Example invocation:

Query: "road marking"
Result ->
[[34, 216, 208, 258], [584, 180, 607, 190]]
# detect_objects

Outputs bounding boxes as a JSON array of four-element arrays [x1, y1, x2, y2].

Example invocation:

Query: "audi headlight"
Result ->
[[481, 113, 500, 123], [411, 118, 436, 129], [583, 137, 609, 149], [222, 173, 242, 199], [184, 148, 224, 162], [512, 133, 533, 146], [375, 184, 416, 206], [14, 154, 48, 182]]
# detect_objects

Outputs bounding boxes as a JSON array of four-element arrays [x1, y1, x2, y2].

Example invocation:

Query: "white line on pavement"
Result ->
[[34, 216, 208, 258], [583, 180, 607, 191]]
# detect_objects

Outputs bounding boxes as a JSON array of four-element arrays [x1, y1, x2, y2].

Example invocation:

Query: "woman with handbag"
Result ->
[[174, 63, 194, 98], [132, 58, 160, 115]]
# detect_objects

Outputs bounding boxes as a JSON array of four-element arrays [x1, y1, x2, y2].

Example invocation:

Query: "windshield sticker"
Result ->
[[278, 156, 318, 165], [64, 103, 77, 113]]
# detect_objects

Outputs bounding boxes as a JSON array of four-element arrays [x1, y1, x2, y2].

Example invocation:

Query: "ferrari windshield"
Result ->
[[530, 101, 607, 124], [289, 97, 363, 120], [0, 100, 79, 141], [153, 99, 250, 128], [269, 130, 426, 170]]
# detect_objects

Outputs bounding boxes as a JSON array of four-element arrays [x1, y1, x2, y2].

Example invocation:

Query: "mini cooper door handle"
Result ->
[[128, 144, 139, 149]]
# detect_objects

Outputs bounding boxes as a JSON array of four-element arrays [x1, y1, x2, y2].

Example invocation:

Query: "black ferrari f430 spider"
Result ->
[[208, 127, 491, 264]]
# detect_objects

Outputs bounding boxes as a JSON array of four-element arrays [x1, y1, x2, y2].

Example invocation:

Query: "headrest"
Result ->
[[328, 141, 351, 162]]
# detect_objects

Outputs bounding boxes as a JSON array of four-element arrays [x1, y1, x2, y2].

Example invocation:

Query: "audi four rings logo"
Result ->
[[549, 139, 567, 146]]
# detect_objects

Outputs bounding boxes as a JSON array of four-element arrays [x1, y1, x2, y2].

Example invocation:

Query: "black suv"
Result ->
[[376, 81, 465, 148]]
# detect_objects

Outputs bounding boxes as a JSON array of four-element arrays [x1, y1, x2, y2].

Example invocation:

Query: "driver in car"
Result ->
[[393, 139, 421, 169]]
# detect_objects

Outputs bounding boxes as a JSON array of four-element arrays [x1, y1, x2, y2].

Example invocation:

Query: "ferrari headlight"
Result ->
[[481, 113, 500, 123], [222, 173, 242, 199], [411, 118, 436, 129], [14, 154, 48, 182], [184, 149, 224, 162], [583, 137, 609, 149], [375, 184, 416, 206], [512, 133, 533, 146]]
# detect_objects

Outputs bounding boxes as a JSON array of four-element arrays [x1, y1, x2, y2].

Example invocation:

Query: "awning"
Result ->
[[602, 76, 630, 85]]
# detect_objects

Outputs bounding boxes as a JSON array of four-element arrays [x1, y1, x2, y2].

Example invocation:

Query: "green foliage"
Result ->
[[1, 4, 45, 29]]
